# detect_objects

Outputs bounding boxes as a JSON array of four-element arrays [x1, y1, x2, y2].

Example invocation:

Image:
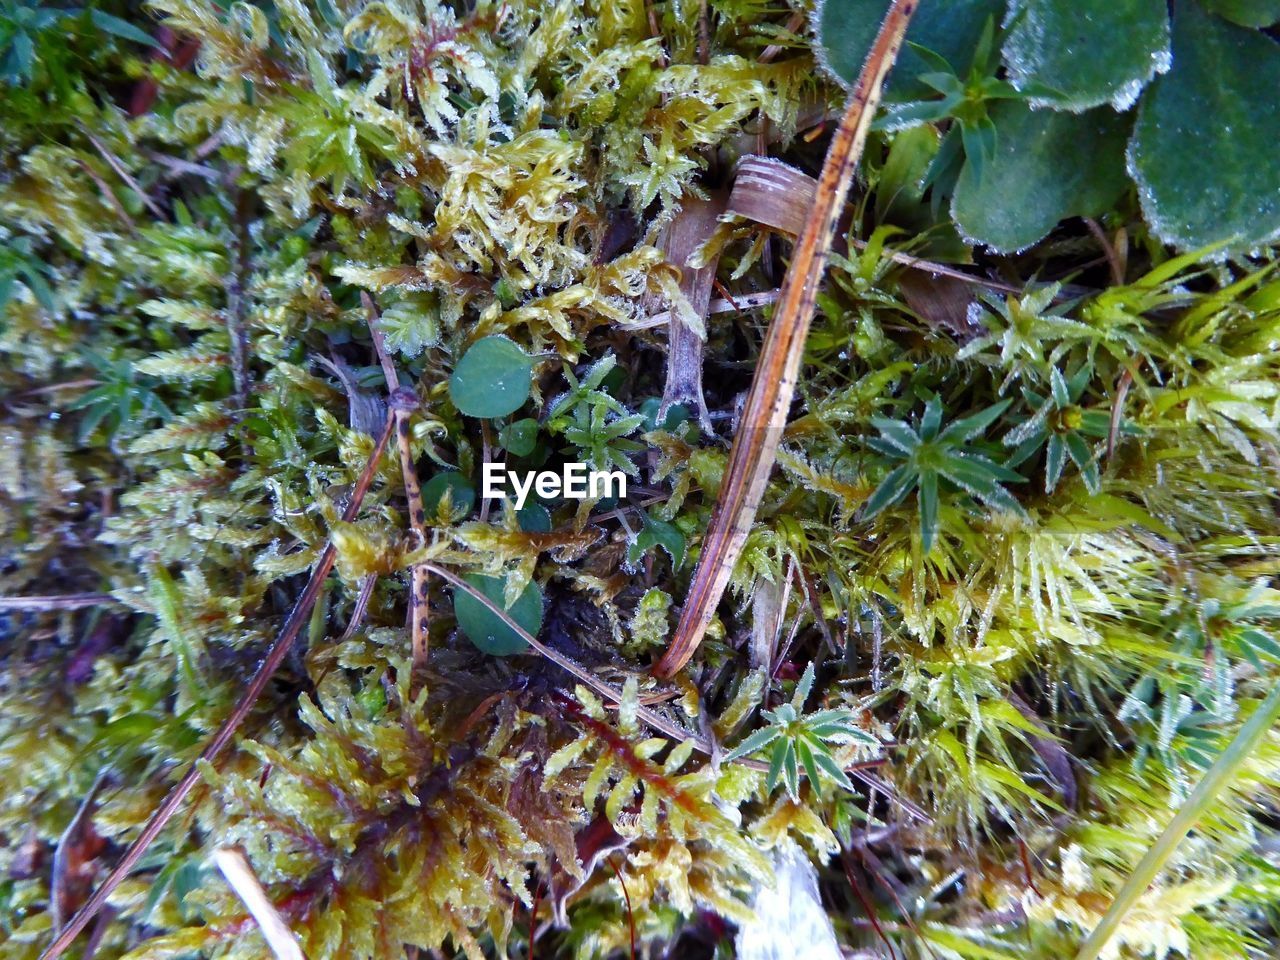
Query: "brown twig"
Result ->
[[840, 848, 899, 960], [653, 0, 918, 678], [79, 126, 166, 221], [697, 0, 710, 65], [0, 594, 118, 611], [77, 160, 136, 233], [144, 150, 220, 181], [607, 856, 637, 960], [225, 185, 254, 423], [212, 847, 309, 960], [38, 414, 395, 960], [759, 10, 805, 64], [1085, 218, 1125, 287], [623, 289, 782, 330], [363, 294, 431, 678], [1107, 368, 1134, 459], [338, 575, 377, 643]]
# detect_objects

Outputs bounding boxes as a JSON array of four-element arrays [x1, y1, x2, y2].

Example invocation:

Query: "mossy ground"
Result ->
[[2, 2, 1280, 959]]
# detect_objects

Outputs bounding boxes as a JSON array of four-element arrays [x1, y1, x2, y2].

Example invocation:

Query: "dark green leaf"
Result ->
[[766, 741, 787, 794], [795, 738, 823, 793], [723, 725, 783, 762], [918, 469, 939, 551], [1049, 368, 1070, 408], [627, 512, 685, 568], [89, 10, 164, 48], [449, 336, 533, 418], [5, 31, 35, 83], [517, 503, 552, 532], [453, 573, 543, 656], [875, 125, 939, 223], [919, 395, 943, 440], [952, 101, 1130, 253], [1129, 2, 1280, 250], [817, 0, 1006, 101], [1199, 0, 1280, 26], [869, 416, 920, 454], [1239, 629, 1280, 663], [1002, 0, 1170, 110], [420, 472, 475, 522], [781, 740, 800, 799], [1045, 434, 1066, 491], [863, 464, 918, 518], [939, 397, 1013, 443], [813, 749, 857, 792], [498, 418, 539, 457]]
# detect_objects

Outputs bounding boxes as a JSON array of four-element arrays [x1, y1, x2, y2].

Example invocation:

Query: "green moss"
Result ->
[[2, 1, 1280, 958]]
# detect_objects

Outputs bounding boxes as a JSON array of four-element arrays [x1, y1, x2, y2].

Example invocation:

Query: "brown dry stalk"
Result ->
[[40, 414, 396, 960], [363, 294, 431, 676], [0, 594, 119, 611], [660, 189, 729, 430], [212, 847, 309, 960], [393, 388, 432, 675], [77, 159, 137, 233], [653, 0, 919, 678], [79, 124, 166, 220], [728, 154, 1023, 296]]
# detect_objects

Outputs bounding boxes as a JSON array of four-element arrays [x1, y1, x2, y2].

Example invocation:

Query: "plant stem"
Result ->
[[1074, 682, 1280, 960], [652, 0, 918, 678]]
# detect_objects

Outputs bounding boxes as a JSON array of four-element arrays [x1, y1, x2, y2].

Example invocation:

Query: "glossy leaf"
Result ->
[[498, 417, 538, 457], [627, 512, 685, 568]]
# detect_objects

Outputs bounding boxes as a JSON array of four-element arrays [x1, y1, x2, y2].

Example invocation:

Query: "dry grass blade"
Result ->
[[652, 0, 919, 678], [50, 776, 107, 933], [363, 294, 432, 677], [39, 414, 396, 960], [213, 847, 309, 960], [728, 154, 1023, 296], [621, 289, 781, 331], [0, 594, 119, 611], [1073, 682, 1280, 960], [659, 190, 729, 430]]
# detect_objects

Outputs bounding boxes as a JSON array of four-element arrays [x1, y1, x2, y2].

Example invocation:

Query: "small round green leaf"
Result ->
[[1002, 0, 1171, 111], [517, 503, 552, 532], [952, 101, 1130, 253], [816, 0, 1005, 101], [420, 472, 475, 522], [498, 417, 539, 457], [449, 336, 533, 418], [1129, 2, 1280, 250], [453, 574, 543, 656]]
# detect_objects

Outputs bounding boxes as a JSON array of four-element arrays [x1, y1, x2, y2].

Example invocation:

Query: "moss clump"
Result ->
[[2, 1, 1280, 959]]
